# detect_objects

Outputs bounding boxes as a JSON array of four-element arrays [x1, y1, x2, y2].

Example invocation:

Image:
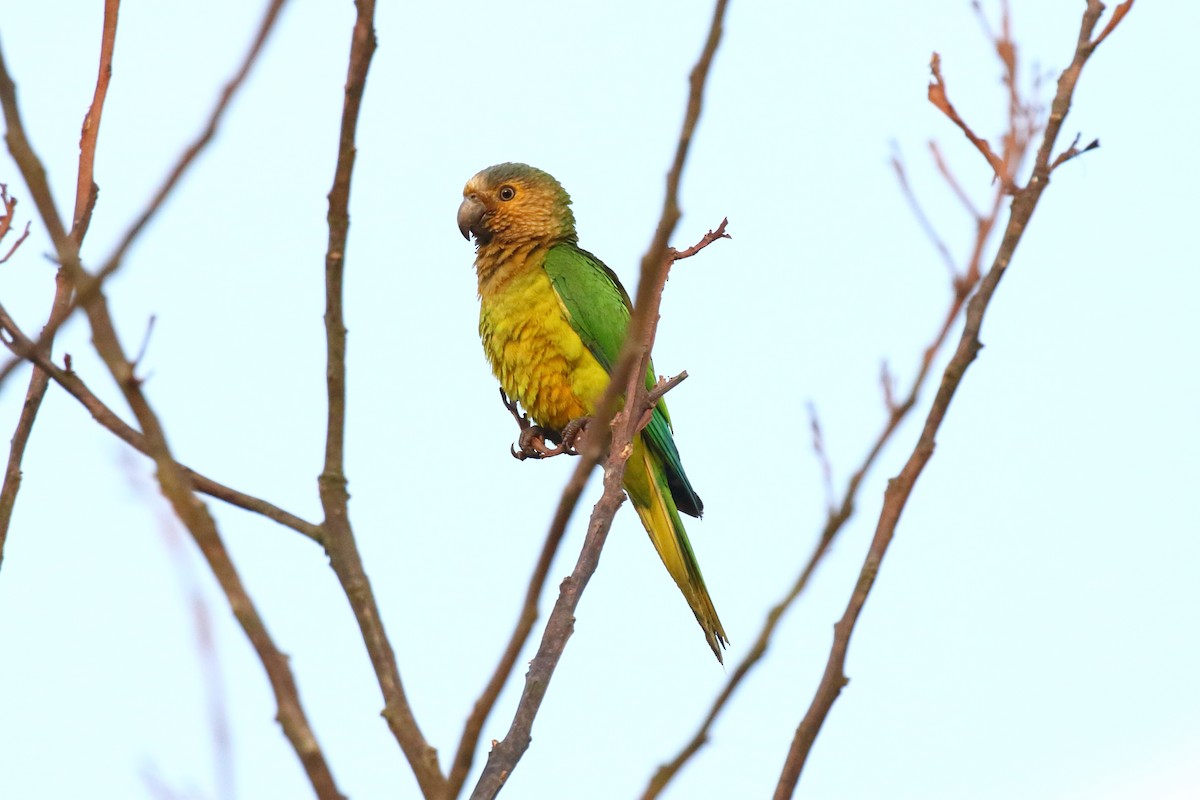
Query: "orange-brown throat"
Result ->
[[473, 240, 545, 297]]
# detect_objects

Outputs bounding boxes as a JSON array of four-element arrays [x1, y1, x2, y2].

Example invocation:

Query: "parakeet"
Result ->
[[457, 162, 728, 661]]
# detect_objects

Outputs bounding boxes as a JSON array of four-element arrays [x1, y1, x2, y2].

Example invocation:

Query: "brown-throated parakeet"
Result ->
[[457, 163, 727, 661]]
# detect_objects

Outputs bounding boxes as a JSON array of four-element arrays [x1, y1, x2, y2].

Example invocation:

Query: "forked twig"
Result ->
[[0, 5, 344, 797], [927, 53, 1005, 180], [0, 184, 31, 264], [772, 2, 1131, 796], [0, 0, 290, 390], [314, 0, 446, 796], [0, 0, 120, 569]]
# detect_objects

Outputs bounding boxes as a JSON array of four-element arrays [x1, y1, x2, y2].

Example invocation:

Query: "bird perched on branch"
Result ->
[[457, 162, 727, 661]]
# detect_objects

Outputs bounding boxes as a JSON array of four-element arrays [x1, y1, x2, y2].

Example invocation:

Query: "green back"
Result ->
[[542, 243, 703, 518]]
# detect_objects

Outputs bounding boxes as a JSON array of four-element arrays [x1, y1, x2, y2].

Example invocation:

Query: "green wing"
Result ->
[[542, 243, 703, 517]]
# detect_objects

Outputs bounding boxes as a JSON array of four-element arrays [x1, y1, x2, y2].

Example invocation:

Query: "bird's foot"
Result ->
[[511, 426, 562, 461], [559, 416, 591, 454], [508, 416, 592, 461], [501, 390, 593, 460]]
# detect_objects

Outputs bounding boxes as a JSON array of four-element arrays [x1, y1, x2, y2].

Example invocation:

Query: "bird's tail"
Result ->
[[624, 436, 728, 662]]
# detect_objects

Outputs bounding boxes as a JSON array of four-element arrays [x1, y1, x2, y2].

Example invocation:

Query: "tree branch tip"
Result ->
[[1050, 134, 1101, 171], [927, 49, 1011, 180], [1093, 0, 1134, 49], [670, 217, 733, 261]]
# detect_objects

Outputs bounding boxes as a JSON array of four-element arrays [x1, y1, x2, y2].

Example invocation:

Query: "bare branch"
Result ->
[[1092, 0, 1135, 49], [642, 197, 988, 800], [0, 0, 120, 569], [70, 0, 120, 243], [644, 2, 1072, 792], [805, 402, 836, 516], [927, 52, 1005, 180], [669, 217, 731, 260], [312, 1, 445, 795], [444, 452, 595, 797], [0, 183, 15, 241], [0, 221, 29, 264], [0, 0, 289, 390], [0, 305, 323, 541], [0, 183, 30, 264], [929, 141, 983, 221], [0, 9, 343, 797], [773, 2, 1128, 794], [891, 145, 960, 279], [1050, 132, 1101, 171]]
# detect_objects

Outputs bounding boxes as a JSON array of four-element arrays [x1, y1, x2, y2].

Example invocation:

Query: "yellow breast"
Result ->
[[479, 265, 610, 432]]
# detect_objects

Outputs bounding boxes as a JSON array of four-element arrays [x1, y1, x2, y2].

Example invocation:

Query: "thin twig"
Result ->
[[444, 453, 594, 798], [1092, 0, 1134, 49], [70, 0, 120, 243], [1050, 133, 1100, 170], [0, 9, 343, 796], [463, 4, 729, 795], [891, 146, 960, 279], [772, 2, 1128, 795], [0, 0, 120, 570], [0, 183, 32, 264], [0, 305, 322, 540], [0, 0, 289, 390], [927, 53, 1005, 181], [0, 183, 16, 241], [641, 186, 998, 800], [445, 370, 690, 798], [805, 402, 836, 517], [929, 141, 983, 220], [0, 221, 29, 264], [312, 0, 445, 796], [122, 453, 236, 800], [644, 2, 1056, 792]]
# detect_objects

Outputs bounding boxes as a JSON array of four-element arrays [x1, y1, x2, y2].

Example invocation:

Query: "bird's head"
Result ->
[[457, 163, 577, 248]]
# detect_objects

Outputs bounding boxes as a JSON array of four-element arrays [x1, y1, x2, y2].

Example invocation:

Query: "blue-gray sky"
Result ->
[[1, 1, 1197, 798]]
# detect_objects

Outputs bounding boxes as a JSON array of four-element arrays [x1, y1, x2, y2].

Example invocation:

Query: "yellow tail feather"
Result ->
[[624, 436, 728, 662]]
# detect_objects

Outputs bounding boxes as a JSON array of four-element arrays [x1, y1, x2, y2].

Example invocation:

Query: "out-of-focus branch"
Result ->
[[772, 2, 1130, 796], [0, 183, 30, 264], [890, 145, 958, 279], [85, 302, 343, 800], [927, 53, 1005, 181], [121, 452, 236, 800], [1093, 0, 1134, 49], [312, 1, 445, 797], [0, 9, 343, 797], [0, 0, 289, 390]]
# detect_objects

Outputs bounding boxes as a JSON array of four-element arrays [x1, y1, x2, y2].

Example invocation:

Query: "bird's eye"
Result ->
[[498, 186, 516, 201]]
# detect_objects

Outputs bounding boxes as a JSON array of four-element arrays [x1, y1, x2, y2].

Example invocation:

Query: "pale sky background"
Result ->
[[1, 2, 1197, 799]]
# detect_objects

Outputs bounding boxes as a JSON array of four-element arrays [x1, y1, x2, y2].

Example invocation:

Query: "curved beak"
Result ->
[[457, 194, 486, 241]]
